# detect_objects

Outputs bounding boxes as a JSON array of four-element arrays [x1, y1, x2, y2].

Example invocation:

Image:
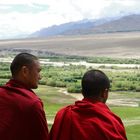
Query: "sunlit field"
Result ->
[[1, 32, 140, 58]]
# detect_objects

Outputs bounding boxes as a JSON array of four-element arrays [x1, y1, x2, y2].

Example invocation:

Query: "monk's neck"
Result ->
[[11, 77, 29, 89], [84, 96, 106, 104]]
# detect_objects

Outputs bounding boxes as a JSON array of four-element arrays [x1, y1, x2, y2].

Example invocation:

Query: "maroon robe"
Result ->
[[0, 79, 49, 140], [49, 98, 127, 140]]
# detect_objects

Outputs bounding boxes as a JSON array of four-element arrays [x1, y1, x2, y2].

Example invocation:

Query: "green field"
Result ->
[[34, 85, 140, 140]]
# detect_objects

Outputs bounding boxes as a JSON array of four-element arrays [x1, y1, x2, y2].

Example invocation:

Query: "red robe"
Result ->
[[49, 98, 127, 140], [0, 79, 49, 140]]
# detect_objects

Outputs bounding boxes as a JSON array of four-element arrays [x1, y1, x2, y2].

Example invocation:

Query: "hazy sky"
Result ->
[[0, 0, 140, 39]]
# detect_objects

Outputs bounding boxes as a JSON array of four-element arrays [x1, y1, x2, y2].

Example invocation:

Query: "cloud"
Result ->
[[0, 0, 48, 4], [0, 0, 140, 39], [100, 0, 140, 18], [0, 4, 49, 13]]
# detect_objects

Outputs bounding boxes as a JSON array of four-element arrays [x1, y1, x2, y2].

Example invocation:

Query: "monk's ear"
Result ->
[[21, 66, 29, 77], [101, 89, 109, 99], [104, 88, 108, 99]]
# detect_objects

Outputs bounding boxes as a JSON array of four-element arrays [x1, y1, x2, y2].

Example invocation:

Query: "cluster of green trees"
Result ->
[[107, 71, 140, 92], [0, 62, 11, 86], [86, 57, 140, 64], [40, 65, 140, 93], [0, 61, 140, 93], [40, 65, 85, 93], [41, 55, 140, 64]]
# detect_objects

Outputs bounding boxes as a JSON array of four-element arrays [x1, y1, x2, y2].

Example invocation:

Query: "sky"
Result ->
[[0, 0, 140, 39]]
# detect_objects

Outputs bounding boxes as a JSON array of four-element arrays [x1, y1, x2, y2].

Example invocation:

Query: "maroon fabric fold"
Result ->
[[49, 98, 127, 140], [0, 79, 49, 140]]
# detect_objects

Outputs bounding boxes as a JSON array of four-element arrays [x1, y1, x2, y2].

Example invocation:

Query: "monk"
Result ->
[[49, 69, 127, 140], [0, 53, 49, 140]]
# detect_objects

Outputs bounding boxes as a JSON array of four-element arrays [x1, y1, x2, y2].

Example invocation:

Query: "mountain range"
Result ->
[[30, 14, 140, 38]]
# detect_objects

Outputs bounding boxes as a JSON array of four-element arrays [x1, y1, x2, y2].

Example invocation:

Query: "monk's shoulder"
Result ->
[[55, 105, 73, 119]]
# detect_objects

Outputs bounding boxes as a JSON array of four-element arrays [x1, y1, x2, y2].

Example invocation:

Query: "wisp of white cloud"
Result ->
[[0, 0, 140, 39]]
